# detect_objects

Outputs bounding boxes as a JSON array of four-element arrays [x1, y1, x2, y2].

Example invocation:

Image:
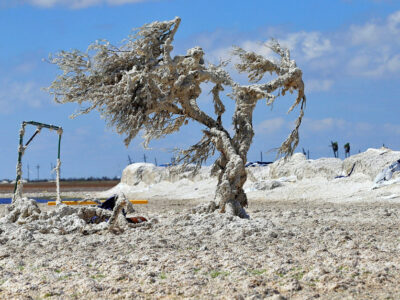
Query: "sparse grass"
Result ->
[[276, 272, 285, 278], [210, 270, 230, 278], [306, 282, 316, 287], [58, 275, 71, 281], [193, 268, 201, 273], [249, 269, 266, 276], [293, 271, 305, 280], [338, 265, 349, 272], [160, 272, 167, 279], [91, 274, 106, 280]]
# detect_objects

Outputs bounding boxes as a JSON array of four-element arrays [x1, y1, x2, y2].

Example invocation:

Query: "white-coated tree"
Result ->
[[48, 17, 306, 218]]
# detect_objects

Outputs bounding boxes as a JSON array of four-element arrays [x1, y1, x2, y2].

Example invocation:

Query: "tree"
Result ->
[[344, 142, 350, 158], [47, 17, 306, 218], [330, 141, 338, 158]]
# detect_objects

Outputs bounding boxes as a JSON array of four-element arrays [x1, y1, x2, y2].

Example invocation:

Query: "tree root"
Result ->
[[190, 200, 249, 219]]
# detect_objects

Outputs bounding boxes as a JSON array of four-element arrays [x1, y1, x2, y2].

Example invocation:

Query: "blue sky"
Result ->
[[1, 0, 400, 180]]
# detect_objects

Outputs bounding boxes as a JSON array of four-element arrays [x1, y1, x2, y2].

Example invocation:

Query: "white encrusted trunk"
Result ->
[[214, 156, 248, 218], [209, 127, 250, 218]]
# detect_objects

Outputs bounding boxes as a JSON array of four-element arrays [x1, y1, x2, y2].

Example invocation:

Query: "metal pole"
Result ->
[[13, 121, 63, 202], [56, 130, 62, 204], [13, 123, 26, 198]]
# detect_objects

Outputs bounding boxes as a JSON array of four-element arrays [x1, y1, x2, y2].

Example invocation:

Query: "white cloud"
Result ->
[[233, 31, 332, 63], [349, 23, 381, 46], [14, 61, 38, 74], [345, 10, 400, 77], [303, 118, 348, 133], [306, 79, 334, 93], [302, 118, 400, 137], [0, 80, 49, 114], [255, 118, 286, 134], [207, 9, 400, 81], [20, 0, 150, 9], [283, 32, 332, 60]]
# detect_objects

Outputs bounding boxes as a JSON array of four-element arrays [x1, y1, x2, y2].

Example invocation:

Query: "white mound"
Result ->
[[268, 153, 342, 180], [95, 147, 400, 204], [342, 148, 400, 180]]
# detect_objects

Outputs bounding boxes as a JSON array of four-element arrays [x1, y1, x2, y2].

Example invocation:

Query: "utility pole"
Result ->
[[36, 164, 40, 181], [143, 154, 147, 163], [27, 164, 30, 182], [154, 157, 158, 166], [260, 151, 263, 162], [128, 155, 133, 164]]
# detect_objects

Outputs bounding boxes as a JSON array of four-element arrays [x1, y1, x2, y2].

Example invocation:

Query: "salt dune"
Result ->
[[1, 148, 400, 299]]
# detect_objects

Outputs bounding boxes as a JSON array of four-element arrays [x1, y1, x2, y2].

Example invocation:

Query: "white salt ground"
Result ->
[[1, 148, 400, 299]]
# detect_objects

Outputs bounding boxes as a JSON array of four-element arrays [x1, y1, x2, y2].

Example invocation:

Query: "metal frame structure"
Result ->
[[13, 121, 63, 204]]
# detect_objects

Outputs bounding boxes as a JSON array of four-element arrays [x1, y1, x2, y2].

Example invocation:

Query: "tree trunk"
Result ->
[[213, 153, 249, 218], [209, 128, 250, 218], [208, 90, 258, 218]]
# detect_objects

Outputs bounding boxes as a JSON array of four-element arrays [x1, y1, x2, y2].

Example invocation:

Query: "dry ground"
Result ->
[[1, 195, 400, 299]]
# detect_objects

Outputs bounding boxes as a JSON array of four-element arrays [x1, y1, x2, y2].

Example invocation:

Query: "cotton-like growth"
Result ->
[[48, 17, 306, 217]]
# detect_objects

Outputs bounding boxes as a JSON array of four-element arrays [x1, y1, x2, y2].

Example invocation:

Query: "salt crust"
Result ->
[[2, 148, 399, 236], [2, 149, 400, 298]]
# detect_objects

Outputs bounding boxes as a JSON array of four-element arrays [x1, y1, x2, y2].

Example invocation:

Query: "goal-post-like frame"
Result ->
[[13, 121, 63, 204]]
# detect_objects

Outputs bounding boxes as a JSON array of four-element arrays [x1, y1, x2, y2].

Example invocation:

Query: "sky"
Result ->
[[1, 0, 400, 180]]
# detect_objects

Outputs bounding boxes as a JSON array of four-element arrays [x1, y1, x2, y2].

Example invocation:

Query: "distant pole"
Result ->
[[27, 164, 30, 182], [143, 154, 147, 163], [128, 155, 133, 164], [307, 150, 310, 160], [260, 151, 263, 162], [154, 157, 158, 166], [36, 164, 40, 180]]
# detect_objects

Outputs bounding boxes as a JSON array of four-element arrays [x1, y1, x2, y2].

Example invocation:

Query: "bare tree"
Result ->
[[47, 17, 306, 218]]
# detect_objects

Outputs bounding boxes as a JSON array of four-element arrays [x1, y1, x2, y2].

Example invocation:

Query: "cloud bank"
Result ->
[[205, 10, 400, 95]]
